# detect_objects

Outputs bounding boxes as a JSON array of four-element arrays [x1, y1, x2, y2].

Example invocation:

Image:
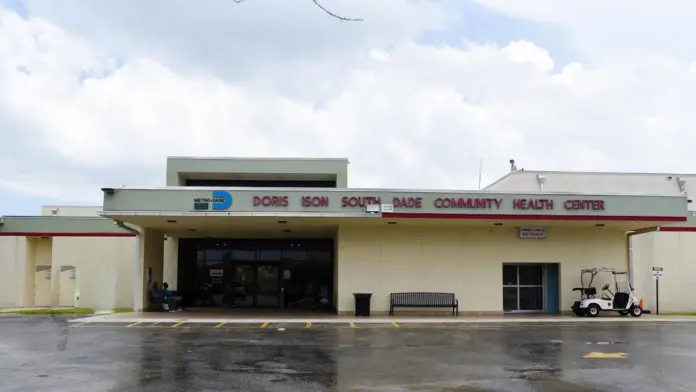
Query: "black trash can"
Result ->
[[353, 293, 373, 317]]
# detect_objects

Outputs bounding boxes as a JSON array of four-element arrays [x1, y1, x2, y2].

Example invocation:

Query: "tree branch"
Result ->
[[232, 0, 363, 21], [311, 0, 363, 22]]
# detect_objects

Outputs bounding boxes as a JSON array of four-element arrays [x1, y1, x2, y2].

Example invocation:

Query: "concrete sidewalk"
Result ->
[[70, 313, 696, 324]]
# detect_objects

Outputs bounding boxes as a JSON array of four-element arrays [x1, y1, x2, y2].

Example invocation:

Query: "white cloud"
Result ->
[[2, 2, 696, 205], [472, 0, 696, 60]]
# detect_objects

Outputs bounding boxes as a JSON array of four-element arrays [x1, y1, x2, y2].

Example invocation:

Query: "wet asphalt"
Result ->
[[0, 317, 695, 391]]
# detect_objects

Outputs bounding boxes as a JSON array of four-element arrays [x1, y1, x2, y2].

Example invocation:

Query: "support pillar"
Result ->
[[135, 228, 165, 311], [163, 236, 179, 290]]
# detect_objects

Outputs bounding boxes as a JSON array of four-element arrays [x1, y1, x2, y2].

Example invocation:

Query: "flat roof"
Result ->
[[100, 185, 688, 198]]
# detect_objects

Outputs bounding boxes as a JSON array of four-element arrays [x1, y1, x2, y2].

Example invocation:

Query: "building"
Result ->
[[0, 157, 690, 315], [485, 169, 696, 314]]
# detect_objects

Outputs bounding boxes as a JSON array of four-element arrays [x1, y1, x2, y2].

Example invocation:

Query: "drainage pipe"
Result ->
[[115, 220, 141, 312]]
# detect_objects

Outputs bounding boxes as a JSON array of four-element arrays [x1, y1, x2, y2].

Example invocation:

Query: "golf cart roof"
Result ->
[[581, 267, 627, 274]]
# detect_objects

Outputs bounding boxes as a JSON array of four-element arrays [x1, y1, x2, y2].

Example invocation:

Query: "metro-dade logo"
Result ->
[[193, 190, 232, 211]]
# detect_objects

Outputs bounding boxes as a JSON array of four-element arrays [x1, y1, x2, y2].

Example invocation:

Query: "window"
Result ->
[[502, 264, 544, 312]]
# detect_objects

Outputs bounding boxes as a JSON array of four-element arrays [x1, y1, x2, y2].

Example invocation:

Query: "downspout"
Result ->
[[115, 220, 141, 312]]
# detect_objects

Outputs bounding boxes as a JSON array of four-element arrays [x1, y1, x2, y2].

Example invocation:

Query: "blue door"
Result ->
[[545, 264, 560, 314]]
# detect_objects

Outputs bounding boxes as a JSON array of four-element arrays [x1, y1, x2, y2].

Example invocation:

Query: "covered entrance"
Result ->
[[178, 238, 335, 311]]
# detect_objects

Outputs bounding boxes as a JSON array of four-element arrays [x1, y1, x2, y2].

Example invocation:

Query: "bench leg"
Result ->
[[389, 306, 393, 316]]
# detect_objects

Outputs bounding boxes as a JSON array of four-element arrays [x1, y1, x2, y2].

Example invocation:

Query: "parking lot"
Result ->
[[2, 315, 696, 391]]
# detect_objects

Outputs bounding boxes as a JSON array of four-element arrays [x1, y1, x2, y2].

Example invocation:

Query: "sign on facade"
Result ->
[[519, 226, 547, 238], [652, 267, 663, 280], [210, 269, 223, 277], [381, 204, 394, 213]]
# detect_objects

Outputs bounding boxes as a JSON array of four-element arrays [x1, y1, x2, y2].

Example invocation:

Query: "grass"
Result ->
[[112, 307, 134, 313], [2, 307, 95, 315]]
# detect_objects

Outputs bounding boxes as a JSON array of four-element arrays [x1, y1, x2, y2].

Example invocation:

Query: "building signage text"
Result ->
[[248, 194, 607, 211], [341, 196, 382, 207], [564, 199, 605, 210], [253, 195, 289, 207], [434, 197, 502, 209]]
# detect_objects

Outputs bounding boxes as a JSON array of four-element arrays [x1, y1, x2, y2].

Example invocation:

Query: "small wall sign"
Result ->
[[210, 269, 223, 277], [519, 226, 547, 239]]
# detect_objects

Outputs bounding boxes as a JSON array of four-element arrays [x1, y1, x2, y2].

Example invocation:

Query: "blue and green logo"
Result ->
[[193, 190, 232, 211]]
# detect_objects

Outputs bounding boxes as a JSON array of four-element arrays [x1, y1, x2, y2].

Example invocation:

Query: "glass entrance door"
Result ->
[[256, 265, 279, 308], [233, 265, 255, 307], [503, 264, 544, 312]]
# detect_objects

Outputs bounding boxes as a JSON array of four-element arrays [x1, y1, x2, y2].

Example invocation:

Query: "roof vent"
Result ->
[[509, 159, 517, 172]]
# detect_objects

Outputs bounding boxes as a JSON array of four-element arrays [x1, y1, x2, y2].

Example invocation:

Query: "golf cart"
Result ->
[[571, 267, 644, 317]]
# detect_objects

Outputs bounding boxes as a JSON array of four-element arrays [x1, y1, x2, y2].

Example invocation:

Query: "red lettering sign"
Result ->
[[341, 196, 382, 207], [564, 200, 605, 210], [512, 198, 554, 210], [301, 196, 329, 207], [253, 196, 289, 207], [392, 197, 422, 208], [434, 198, 502, 209]]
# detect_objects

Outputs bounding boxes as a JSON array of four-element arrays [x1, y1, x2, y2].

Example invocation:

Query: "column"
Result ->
[[163, 236, 179, 290], [135, 228, 165, 311]]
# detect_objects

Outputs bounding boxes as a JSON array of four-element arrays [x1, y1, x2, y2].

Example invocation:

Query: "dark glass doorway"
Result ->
[[177, 238, 334, 310]]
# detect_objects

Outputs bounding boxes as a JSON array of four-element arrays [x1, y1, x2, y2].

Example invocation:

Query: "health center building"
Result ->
[[0, 157, 692, 315]]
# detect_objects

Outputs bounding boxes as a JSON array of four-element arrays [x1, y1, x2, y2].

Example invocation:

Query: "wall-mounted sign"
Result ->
[[652, 266, 663, 280], [381, 204, 394, 213], [194, 190, 232, 210], [519, 226, 547, 238], [210, 269, 223, 277]]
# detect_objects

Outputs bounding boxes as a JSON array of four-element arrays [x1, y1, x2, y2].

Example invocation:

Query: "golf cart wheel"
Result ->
[[586, 304, 600, 317], [630, 306, 643, 317], [619, 310, 629, 316]]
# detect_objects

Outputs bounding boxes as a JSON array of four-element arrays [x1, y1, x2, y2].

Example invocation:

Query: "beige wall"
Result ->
[[336, 225, 626, 315], [486, 170, 689, 196], [632, 231, 696, 313], [51, 237, 135, 310], [0, 237, 27, 307]]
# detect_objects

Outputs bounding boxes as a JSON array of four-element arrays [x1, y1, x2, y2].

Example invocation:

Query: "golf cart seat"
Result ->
[[572, 287, 597, 298], [613, 292, 630, 309]]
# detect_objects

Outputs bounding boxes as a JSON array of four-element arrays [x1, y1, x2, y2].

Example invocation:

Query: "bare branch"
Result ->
[[311, 0, 363, 22], [232, 0, 363, 21]]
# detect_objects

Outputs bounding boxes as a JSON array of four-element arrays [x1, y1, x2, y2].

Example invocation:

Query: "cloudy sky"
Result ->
[[1, 0, 696, 215]]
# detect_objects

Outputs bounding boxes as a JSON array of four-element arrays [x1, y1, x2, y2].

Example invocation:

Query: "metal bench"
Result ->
[[389, 292, 459, 316]]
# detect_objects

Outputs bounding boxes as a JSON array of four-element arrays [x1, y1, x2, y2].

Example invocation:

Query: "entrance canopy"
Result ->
[[99, 187, 688, 233]]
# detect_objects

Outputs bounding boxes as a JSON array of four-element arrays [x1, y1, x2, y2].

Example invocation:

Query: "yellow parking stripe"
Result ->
[[260, 322, 269, 328], [305, 321, 311, 328], [392, 322, 400, 328], [171, 321, 185, 328], [126, 321, 142, 327], [71, 322, 87, 328], [349, 322, 356, 328], [215, 322, 226, 328]]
